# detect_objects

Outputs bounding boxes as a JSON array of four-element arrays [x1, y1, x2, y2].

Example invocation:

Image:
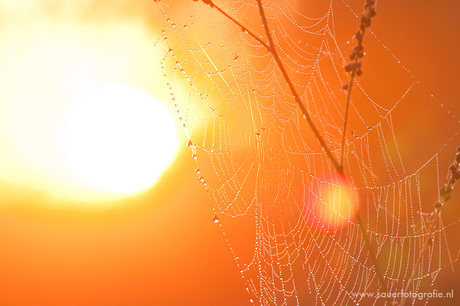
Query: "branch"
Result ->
[[340, 0, 377, 167], [190, 0, 342, 173], [356, 213, 391, 305], [254, 0, 342, 173], [401, 147, 460, 304]]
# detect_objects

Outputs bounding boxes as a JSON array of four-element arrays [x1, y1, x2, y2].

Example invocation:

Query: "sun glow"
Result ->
[[62, 85, 178, 195], [0, 4, 183, 205], [305, 174, 358, 232]]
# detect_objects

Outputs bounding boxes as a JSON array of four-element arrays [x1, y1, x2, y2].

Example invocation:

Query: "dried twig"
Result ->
[[335, 2, 391, 304], [340, 0, 377, 167], [401, 147, 460, 304], [184, 0, 343, 173]]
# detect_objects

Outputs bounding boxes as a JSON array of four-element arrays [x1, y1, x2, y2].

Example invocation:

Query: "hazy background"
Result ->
[[0, 0, 459, 305]]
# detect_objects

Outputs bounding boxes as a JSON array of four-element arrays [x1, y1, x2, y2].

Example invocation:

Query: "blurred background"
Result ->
[[0, 0, 459, 305]]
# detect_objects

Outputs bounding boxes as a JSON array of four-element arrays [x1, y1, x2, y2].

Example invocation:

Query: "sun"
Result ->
[[61, 85, 179, 195]]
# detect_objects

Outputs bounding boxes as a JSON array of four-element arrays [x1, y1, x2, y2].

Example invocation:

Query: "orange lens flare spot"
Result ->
[[304, 173, 358, 232]]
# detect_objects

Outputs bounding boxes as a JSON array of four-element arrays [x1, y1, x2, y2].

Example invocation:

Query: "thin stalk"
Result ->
[[356, 213, 391, 305], [340, 68, 356, 167], [198, 0, 342, 172], [257, 2, 392, 304], [401, 148, 459, 304], [255, 1, 388, 304], [254, 0, 342, 173], [340, 0, 376, 167]]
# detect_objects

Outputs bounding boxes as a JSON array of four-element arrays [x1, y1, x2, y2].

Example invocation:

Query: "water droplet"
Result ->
[[249, 298, 254, 303], [212, 215, 219, 223], [261, 127, 266, 131], [302, 114, 307, 120], [168, 48, 173, 54], [187, 139, 195, 149], [172, 23, 176, 28], [192, 153, 197, 160], [183, 24, 188, 29], [198, 176, 204, 183], [166, 18, 170, 23], [255, 132, 261, 137], [195, 168, 201, 175]]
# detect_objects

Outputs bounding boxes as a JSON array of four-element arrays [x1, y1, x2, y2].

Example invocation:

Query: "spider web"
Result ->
[[151, 0, 460, 304]]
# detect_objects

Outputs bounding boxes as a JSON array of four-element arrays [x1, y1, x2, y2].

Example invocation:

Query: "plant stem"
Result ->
[[340, 69, 356, 167], [254, 1, 390, 304], [254, 0, 342, 173], [402, 148, 459, 304], [356, 212, 391, 305]]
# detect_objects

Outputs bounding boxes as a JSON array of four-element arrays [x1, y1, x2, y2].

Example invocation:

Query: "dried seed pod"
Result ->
[[345, 63, 355, 72], [440, 186, 446, 197], [365, 0, 376, 9], [368, 7, 377, 18], [345, 61, 361, 72], [355, 30, 363, 42], [454, 171, 460, 180], [361, 15, 371, 28]]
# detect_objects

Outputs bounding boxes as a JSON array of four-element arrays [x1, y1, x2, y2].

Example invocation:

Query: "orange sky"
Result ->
[[0, 0, 460, 305]]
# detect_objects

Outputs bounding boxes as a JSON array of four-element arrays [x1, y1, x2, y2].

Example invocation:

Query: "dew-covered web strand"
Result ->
[[153, 0, 460, 305]]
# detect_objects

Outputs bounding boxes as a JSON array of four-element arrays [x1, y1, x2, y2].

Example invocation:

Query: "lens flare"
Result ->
[[304, 173, 358, 232]]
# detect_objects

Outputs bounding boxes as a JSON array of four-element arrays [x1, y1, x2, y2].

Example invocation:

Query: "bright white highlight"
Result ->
[[62, 85, 178, 194]]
